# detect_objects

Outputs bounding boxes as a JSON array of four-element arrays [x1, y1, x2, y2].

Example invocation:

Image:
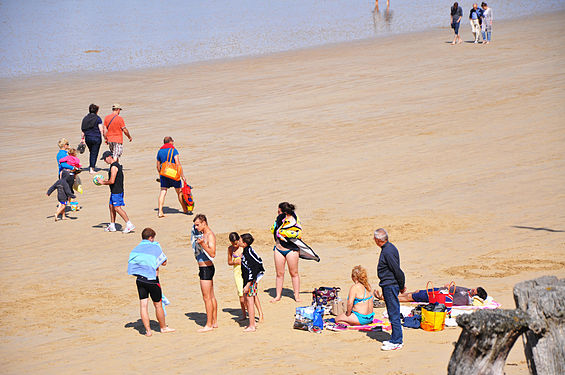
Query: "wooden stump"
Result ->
[[513, 276, 565, 375], [448, 309, 529, 375]]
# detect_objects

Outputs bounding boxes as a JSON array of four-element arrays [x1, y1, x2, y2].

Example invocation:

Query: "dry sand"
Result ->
[[1, 11, 564, 375]]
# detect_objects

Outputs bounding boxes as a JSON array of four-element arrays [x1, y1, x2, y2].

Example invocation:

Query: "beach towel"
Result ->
[[325, 318, 391, 332], [127, 240, 167, 280], [191, 224, 214, 261]]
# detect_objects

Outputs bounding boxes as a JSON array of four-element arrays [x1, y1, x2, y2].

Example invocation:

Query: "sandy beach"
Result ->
[[1, 10, 564, 374]]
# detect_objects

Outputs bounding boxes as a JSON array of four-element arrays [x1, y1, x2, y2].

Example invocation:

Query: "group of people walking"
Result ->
[[451, 2, 493, 45]]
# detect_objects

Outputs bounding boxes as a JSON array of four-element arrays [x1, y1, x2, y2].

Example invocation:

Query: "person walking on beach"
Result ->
[[481, 2, 493, 44], [270, 202, 303, 303], [156, 136, 188, 217], [372, 228, 405, 351], [191, 214, 218, 332], [450, 2, 463, 45], [469, 3, 482, 43], [99, 150, 135, 233], [81, 104, 103, 173], [103, 104, 132, 161], [127, 227, 175, 336]]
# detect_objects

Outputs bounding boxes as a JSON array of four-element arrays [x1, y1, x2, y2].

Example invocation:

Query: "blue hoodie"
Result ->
[[377, 241, 405, 290]]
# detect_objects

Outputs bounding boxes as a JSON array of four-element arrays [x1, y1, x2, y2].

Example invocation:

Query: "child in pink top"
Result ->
[[59, 148, 82, 169]]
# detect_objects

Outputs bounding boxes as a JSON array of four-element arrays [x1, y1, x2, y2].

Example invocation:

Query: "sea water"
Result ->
[[0, 0, 563, 77]]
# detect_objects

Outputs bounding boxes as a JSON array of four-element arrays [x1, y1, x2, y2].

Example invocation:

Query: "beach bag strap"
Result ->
[[447, 281, 456, 295], [105, 115, 118, 129], [426, 281, 436, 303], [167, 148, 175, 164]]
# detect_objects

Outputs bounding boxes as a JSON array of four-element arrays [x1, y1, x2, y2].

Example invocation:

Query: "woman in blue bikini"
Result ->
[[335, 265, 374, 326], [270, 202, 302, 302]]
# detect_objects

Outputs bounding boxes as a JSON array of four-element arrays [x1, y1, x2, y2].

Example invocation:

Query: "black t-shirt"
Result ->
[[81, 113, 102, 140], [109, 161, 124, 194]]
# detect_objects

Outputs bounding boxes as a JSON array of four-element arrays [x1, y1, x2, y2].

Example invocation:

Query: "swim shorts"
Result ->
[[199, 265, 215, 280], [108, 142, 123, 159], [247, 280, 258, 297], [136, 276, 162, 302], [160, 175, 182, 189], [109, 192, 125, 206]]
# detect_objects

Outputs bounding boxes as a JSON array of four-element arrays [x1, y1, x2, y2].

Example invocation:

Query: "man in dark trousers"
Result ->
[[373, 228, 405, 351]]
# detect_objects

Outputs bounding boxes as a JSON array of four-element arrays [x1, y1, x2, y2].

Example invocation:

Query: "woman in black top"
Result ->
[[81, 103, 103, 173]]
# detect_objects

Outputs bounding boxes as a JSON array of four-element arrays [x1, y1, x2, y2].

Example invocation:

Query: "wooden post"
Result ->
[[447, 309, 529, 375], [513, 276, 565, 375]]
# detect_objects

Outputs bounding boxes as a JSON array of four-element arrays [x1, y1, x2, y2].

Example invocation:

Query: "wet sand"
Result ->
[[0, 11, 564, 375]]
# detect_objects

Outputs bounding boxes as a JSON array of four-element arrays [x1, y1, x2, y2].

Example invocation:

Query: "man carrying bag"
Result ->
[[156, 136, 189, 218]]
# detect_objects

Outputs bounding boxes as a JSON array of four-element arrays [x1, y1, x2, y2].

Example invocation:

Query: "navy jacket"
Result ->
[[241, 245, 265, 285], [377, 241, 405, 290]]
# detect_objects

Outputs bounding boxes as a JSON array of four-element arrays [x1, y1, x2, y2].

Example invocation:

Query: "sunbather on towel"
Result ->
[[395, 284, 487, 306], [335, 265, 374, 326]]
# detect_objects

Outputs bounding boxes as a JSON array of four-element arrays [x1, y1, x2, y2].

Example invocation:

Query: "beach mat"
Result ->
[[326, 318, 391, 332]]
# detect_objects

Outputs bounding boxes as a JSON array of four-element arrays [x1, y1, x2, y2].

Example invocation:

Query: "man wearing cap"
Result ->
[[103, 104, 132, 161], [99, 150, 135, 233]]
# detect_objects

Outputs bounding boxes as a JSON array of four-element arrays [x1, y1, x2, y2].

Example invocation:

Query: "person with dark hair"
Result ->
[[191, 214, 217, 332], [398, 284, 488, 305], [46, 170, 76, 221], [127, 228, 175, 336], [81, 104, 103, 173], [156, 136, 188, 218], [99, 150, 135, 233], [481, 2, 493, 44], [270, 202, 302, 302], [239, 233, 265, 332], [450, 2, 463, 45]]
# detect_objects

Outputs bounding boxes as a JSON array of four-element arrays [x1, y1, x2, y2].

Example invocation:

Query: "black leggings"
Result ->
[[85, 137, 101, 169]]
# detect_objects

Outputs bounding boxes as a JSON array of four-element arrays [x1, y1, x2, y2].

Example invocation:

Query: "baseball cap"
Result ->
[[112, 103, 122, 110], [100, 150, 113, 160]]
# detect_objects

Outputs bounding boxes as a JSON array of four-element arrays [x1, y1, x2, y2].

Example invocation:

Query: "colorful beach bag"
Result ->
[[420, 303, 447, 332], [312, 287, 340, 306], [426, 281, 455, 313], [159, 148, 181, 181]]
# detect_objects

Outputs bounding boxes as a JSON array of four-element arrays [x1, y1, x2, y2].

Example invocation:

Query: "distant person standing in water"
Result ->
[[103, 104, 132, 161], [81, 104, 103, 173], [451, 2, 463, 45], [469, 4, 482, 44], [481, 2, 493, 44]]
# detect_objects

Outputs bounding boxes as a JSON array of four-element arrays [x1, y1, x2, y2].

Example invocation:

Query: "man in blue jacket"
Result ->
[[373, 228, 405, 351]]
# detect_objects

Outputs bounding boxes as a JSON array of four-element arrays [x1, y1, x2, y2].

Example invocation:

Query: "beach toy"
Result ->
[[93, 174, 104, 186], [70, 201, 79, 211]]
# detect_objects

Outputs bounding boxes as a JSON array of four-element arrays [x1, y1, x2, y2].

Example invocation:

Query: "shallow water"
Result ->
[[0, 0, 563, 77]]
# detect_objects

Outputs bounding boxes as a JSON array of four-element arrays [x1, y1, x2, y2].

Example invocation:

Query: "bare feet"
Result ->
[[145, 330, 153, 337], [373, 289, 383, 300], [158, 213, 166, 218], [197, 326, 214, 333], [244, 326, 256, 332], [160, 327, 175, 333], [258, 315, 264, 323], [270, 297, 281, 303], [294, 295, 302, 303], [212, 323, 218, 328]]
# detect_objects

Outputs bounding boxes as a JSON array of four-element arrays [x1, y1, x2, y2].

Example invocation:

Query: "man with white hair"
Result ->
[[373, 228, 405, 351]]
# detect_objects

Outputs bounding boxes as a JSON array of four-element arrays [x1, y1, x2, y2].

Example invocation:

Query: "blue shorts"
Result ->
[[412, 288, 440, 303], [160, 176, 181, 189], [109, 193, 125, 207], [452, 22, 460, 35]]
